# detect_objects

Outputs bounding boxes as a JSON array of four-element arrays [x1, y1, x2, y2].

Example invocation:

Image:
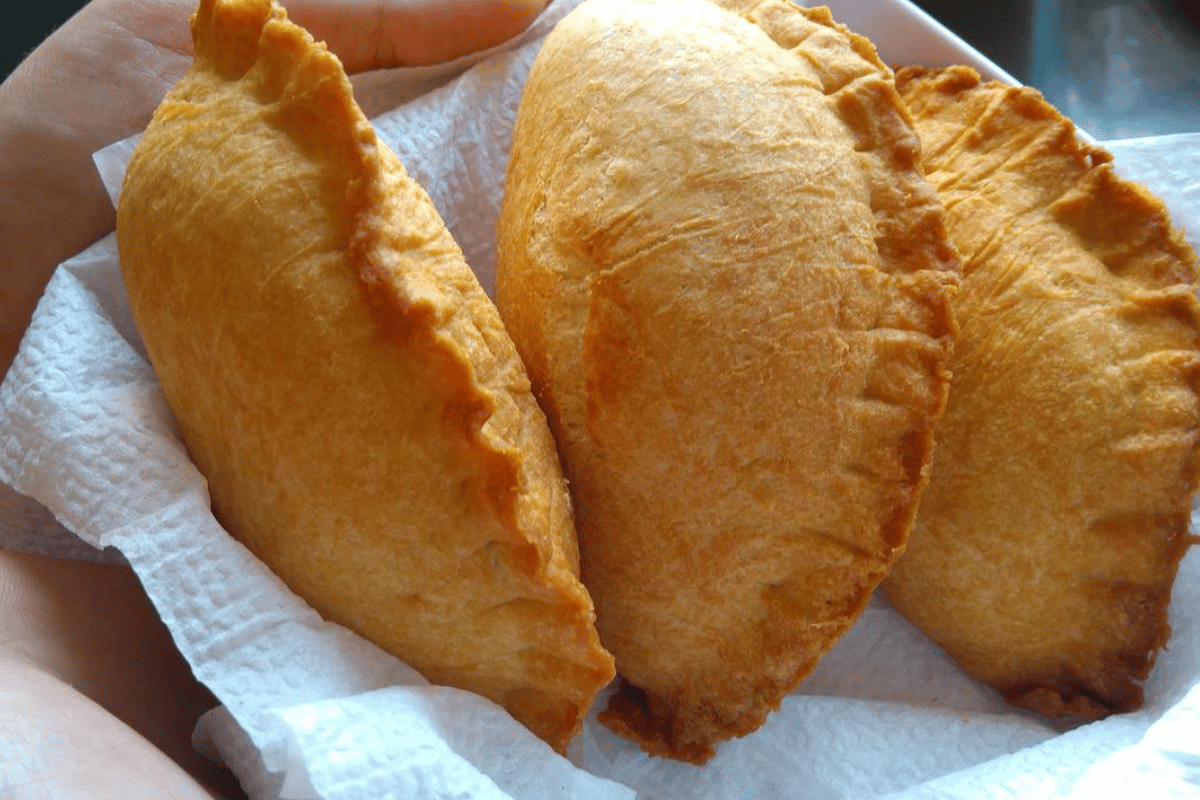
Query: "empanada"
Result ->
[[116, 0, 613, 751], [496, 0, 959, 762], [883, 66, 1200, 718]]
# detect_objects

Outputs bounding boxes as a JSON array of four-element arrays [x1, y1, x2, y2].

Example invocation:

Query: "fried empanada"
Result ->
[[883, 66, 1200, 718], [496, 0, 959, 762], [116, 0, 613, 751]]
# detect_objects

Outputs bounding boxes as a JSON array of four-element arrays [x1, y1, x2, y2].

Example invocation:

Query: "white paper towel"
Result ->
[[2, 0, 1199, 797]]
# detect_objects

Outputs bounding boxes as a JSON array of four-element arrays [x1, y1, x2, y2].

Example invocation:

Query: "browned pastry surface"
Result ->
[[116, 0, 613, 751], [884, 65, 1200, 718], [497, 0, 959, 762]]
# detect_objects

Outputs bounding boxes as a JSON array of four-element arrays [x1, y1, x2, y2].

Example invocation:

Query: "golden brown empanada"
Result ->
[[116, 0, 613, 751], [884, 65, 1200, 718], [496, 0, 959, 762]]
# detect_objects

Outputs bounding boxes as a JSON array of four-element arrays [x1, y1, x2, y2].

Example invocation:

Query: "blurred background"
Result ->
[[918, 0, 1200, 138], [3, 0, 1200, 139]]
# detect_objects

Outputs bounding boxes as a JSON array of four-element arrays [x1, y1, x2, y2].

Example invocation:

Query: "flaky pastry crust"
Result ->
[[116, 0, 613, 751], [884, 65, 1200, 718], [497, 0, 959, 762]]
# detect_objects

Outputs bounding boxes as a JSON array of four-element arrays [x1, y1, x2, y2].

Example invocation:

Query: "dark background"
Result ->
[[3, 0, 85, 79]]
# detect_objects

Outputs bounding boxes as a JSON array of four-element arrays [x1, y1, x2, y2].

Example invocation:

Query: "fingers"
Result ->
[[0, 654, 228, 799], [0, 551, 244, 798], [289, 0, 548, 73], [0, 0, 547, 377]]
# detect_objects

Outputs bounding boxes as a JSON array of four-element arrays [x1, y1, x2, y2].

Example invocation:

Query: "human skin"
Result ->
[[0, 0, 545, 796], [0, 0, 545, 376], [0, 551, 237, 798]]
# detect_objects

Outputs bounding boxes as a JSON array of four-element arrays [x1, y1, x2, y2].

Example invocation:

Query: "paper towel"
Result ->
[[2, 0, 1199, 797]]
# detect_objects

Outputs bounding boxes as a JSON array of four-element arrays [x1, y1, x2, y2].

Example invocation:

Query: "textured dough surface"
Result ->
[[497, 0, 959, 762], [116, 0, 613, 751], [884, 65, 1200, 718]]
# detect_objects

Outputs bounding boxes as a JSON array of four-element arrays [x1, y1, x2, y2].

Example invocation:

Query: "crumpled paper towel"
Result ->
[[2, 0, 1200, 797]]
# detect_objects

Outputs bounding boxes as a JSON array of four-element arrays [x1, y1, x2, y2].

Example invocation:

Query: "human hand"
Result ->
[[0, 0, 546, 796], [0, 549, 241, 798], [0, 0, 544, 377]]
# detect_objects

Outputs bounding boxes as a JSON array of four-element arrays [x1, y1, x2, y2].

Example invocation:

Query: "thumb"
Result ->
[[286, 0, 548, 72]]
